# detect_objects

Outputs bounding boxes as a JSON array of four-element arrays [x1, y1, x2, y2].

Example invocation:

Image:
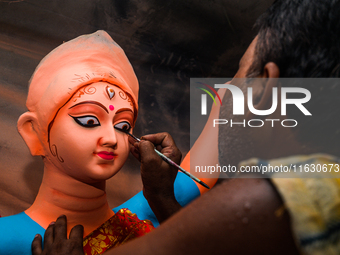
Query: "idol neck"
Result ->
[[25, 159, 114, 236]]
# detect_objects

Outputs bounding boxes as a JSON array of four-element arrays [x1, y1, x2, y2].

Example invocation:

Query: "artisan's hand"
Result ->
[[32, 215, 84, 255], [129, 132, 182, 222]]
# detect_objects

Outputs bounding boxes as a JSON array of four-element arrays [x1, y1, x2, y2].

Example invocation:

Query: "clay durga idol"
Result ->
[[0, 31, 202, 255]]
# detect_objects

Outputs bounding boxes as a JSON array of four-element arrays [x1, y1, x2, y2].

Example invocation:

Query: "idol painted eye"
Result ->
[[114, 121, 131, 132], [70, 115, 100, 128]]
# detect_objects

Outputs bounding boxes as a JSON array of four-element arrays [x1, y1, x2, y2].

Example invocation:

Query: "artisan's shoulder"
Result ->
[[171, 178, 300, 255], [0, 212, 45, 255], [212, 178, 300, 254]]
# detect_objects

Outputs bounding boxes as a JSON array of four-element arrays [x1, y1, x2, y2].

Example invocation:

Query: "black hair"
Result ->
[[248, 0, 340, 78], [248, 0, 340, 154]]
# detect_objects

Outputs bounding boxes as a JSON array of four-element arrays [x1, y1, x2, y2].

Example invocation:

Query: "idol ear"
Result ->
[[17, 112, 45, 156], [245, 62, 280, 120]]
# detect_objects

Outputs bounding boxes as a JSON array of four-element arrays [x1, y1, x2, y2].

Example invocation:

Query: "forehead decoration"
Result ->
[[23, 30, 139, 139], [106, 85, 115, 100]]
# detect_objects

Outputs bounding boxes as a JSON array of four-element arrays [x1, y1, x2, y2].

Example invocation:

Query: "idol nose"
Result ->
[[99, 125, 117, 148]]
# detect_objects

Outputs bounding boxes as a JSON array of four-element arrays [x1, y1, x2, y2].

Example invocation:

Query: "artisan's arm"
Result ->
[[135, 133, 182, 223], [113, 171, 200, 227], [110, 178, 300, 255], [128, 132, 185, 223], [180, 88, 227, 194]]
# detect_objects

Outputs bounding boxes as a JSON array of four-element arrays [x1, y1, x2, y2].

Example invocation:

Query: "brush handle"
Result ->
[[154, 149, 210, 189], [126, 131, 210, 189]]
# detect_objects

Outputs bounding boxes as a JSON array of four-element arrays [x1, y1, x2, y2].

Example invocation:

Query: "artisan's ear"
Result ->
[[17, 112, 45, 156], [246, 62, 280, 120], [261, 62, 280, 79]]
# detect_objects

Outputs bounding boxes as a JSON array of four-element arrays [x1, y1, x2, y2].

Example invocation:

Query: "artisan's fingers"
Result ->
[[43, 222, 55, 250], [69, 224, 84, 250], [128, 135, 141, 160], [142, 133, 181, 162], [54, 215, 67, 241], [130, 132, 182, 165], [138, 140, 160, 165], [141, 132, 174, 149], [128, 134, 138, 145], [31, 234, 43, 255]]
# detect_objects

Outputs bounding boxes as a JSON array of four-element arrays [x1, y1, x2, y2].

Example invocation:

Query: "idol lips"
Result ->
[[96, 151, 116, 160]]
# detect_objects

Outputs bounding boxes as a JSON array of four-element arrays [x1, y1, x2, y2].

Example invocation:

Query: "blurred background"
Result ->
[[0, 0, 273, 216]]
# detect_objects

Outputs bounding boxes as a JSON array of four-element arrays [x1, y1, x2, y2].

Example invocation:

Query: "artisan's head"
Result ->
[[247, 0, 340, 78], [218, 0, 340, 167], [18, 31, 139, 160]]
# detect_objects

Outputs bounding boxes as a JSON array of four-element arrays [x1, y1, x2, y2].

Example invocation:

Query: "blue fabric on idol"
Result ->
[[0, 172, 200, 254]]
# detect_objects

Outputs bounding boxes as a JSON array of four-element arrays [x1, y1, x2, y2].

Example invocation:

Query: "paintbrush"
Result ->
[[116, 128, 210, 189]]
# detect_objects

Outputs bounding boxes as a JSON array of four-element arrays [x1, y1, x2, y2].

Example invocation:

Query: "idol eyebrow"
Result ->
[[69, 100, 109, 113], [115, 108, 134, 114]]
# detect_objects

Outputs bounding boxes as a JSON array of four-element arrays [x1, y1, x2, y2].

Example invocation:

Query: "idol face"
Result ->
[[48, 82, 135, 184]]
